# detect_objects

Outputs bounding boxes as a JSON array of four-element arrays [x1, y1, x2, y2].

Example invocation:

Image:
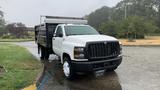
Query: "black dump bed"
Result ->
[[35, 16, 88, 51], [35, 23, 57, 49]]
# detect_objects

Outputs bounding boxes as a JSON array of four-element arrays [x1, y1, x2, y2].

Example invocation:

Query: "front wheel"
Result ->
[[63, 58, 75, 79], [106, 67, 118, 72]]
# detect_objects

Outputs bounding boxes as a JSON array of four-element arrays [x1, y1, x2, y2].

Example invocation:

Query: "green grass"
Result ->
[[0, 38, 34, 42], [0, 43, 41, 90]]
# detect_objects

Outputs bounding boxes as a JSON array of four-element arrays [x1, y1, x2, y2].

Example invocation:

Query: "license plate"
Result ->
[[94, 70, 105, 77]]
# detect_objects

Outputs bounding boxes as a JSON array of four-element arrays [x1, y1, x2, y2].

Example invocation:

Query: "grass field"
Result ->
[[0, 43, 41, 90], [119, 36, 160, 46], [0, 38, 34, 42]]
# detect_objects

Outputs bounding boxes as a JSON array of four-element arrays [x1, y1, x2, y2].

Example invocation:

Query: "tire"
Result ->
[[63, 57, 75, 79], [39, 46, 49, 60], [44, 49, 49, 60], [39, 46, 45, 60]]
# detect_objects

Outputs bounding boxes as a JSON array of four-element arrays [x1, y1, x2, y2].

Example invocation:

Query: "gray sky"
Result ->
[[0, 0, 121, 27]]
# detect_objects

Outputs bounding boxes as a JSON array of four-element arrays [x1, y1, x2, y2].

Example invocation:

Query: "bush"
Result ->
[[6, 23, 29, 38], [1, 34, 16, 39], [99, 16, 159, 39], [100, 21, 118, 37]]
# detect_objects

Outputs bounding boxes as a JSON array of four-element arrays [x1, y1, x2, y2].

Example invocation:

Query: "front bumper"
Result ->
[[71, 56, 122, 72]]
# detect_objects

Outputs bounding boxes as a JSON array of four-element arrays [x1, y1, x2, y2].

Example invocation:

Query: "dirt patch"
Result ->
[[0, 65, 6, 77], [120, 36, 160, 46]]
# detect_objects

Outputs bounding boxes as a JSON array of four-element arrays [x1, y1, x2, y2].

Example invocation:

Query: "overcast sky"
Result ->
[[0, 0, 121, 27]]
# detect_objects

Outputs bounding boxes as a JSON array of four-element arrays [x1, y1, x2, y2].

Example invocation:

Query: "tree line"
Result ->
[[1, 0, 160, 39], [86, 0, 160, 39], [0, 9, 29, 39]]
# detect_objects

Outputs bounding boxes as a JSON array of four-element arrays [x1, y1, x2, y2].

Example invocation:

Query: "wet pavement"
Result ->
[[13, 41, 58, 61], [15, 42, 160, 90], [13, 41, 40, 60]]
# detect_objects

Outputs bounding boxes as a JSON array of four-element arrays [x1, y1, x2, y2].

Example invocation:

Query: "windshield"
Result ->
[[64, 25, 99, 36]]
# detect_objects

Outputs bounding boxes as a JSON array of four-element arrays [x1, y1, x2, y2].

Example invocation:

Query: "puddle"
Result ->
[[36, 60, 122, 90]]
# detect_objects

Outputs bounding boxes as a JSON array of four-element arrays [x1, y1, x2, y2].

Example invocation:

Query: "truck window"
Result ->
[[64, 26, 99, 36], [55, 26, 63, 37]]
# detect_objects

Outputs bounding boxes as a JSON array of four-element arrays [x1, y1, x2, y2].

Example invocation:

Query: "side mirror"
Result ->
[[58, 33, 63, 37], [53, 33, 56, 37], [99, 31, 103, 34]]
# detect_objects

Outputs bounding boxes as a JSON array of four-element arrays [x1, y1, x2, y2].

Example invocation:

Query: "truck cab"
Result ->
[[35, 16, 122, 79]]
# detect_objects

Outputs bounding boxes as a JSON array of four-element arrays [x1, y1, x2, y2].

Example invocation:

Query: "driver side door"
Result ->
[[52, 26, 63, 56]]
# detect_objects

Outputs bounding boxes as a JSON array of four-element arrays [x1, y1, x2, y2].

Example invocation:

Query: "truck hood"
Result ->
[[65, 35, 118, 46]]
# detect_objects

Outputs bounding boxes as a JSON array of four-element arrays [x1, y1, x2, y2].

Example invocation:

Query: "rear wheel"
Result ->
[[39, 46, 45, 60], [63, 57, 75, 79], [44, 50, 49, 60], [39, 46, 49, 60]]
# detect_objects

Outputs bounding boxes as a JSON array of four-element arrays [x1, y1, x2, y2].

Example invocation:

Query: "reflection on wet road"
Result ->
[[15, 42, 160, 90], [37, 60, 122, 90]]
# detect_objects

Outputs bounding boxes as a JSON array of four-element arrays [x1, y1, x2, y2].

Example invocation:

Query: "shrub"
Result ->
[[1, 34, 16, 39], [99, 16, 159, 39]]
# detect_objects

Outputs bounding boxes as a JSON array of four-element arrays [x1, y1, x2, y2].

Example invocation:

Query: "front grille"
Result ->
[[86, 41, 120, 60]]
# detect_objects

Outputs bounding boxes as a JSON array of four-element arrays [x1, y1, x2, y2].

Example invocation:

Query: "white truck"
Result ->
[[35, 16, 122, 79]]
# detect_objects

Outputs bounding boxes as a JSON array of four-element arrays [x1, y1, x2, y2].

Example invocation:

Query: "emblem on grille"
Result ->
[[104, 42, 107, 44]]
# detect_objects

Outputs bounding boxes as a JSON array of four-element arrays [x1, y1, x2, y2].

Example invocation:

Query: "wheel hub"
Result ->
[[63, 61, 70, 77]]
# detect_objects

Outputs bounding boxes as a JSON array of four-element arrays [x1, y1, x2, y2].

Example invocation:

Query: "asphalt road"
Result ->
[[15, 41, 160, 90]]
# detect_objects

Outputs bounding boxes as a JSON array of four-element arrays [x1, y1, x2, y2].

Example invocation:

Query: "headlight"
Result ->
[[74, 47, 85, 59], [119, 42, 122, 54]]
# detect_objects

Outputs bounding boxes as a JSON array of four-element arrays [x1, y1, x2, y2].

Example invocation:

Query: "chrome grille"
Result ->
[[86, 41, 120, 59]]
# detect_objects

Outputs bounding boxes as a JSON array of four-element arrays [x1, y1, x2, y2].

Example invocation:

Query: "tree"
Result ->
[[100, 21, 119, 37], [0, 9, 5, 36], [113, 0, 160, 22], [86, 0, 160, 37], [124, 16, 158, 38], [99, 16, 158, 39], [0, 11, 3, 17], [87, 6, 113, 29], [6, 23, 29, 38], [0, 8, 4, 24]]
